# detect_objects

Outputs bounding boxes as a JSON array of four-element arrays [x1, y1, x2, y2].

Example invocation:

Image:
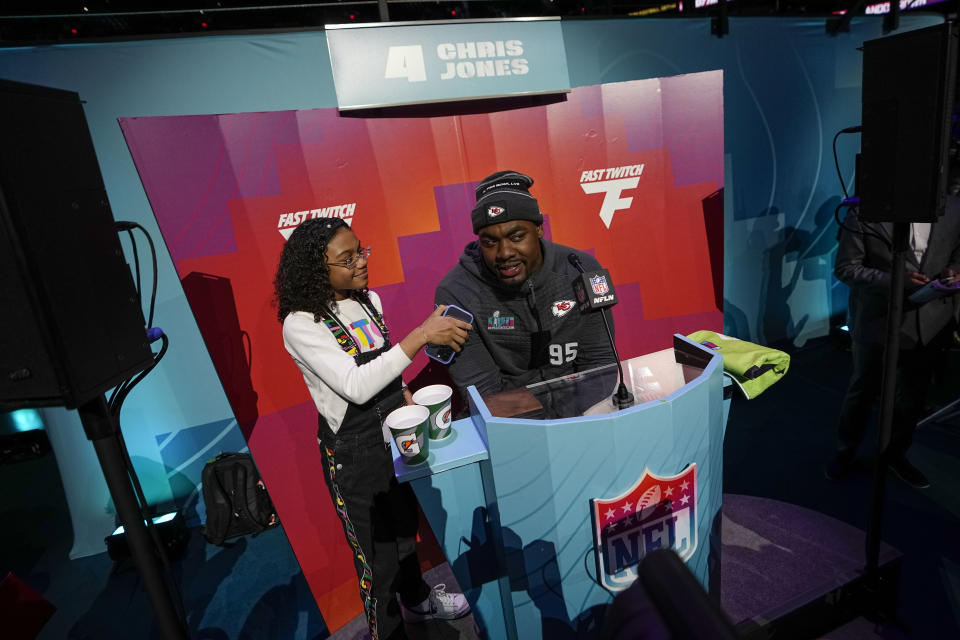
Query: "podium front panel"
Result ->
[[468, 335, 725, 639]]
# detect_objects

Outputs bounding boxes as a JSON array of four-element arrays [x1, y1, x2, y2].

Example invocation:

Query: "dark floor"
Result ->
[[722, 335, 960, 639], [1, 335, 958, 639], [0, 453, 327, 640]]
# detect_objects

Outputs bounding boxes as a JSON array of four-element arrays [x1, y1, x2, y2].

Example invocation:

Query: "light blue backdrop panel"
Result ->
[[0, 16, 940, 565], [155, 417, 250, 525]]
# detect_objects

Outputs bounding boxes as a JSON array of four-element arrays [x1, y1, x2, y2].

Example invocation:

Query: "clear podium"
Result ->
[[391, 334, 731, 640]]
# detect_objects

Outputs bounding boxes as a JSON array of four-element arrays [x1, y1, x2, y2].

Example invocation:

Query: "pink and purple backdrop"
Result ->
[[119, 71, 723, 631]]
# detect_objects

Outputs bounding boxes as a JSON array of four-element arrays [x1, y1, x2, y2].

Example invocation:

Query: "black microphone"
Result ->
[[570, 255, 618, 310], [568, 253, 634, 410]]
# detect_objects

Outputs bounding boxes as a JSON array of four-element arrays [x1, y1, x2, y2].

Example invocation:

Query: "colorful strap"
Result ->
[[360, 296, 390, 339], [320, 294, 390, 357], [322, 316, 359, 356]]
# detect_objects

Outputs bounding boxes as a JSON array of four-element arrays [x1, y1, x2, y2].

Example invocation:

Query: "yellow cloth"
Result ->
[[686, 330, 790, 399]]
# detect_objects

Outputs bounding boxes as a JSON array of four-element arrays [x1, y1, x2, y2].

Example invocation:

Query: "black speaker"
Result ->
[[859, 22, 959, 223], [0, 79, 154, 410]]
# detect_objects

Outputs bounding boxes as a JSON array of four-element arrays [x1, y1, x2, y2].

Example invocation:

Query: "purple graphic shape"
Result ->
[[660, 73, 724, 189], [620, 72, 724, 190], [121, 115, 237, 262], [377, 182, 476, 339], [577, 84, 604, 119], [221, 111, 298, 200], [294, 109, 332, 145], [121, 110, 302, 261]]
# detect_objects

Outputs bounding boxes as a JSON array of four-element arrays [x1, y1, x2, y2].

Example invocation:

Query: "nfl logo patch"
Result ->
[[590, 464, 698, 591], [591, 275, 608, 295], [487, 205, 505, 218]]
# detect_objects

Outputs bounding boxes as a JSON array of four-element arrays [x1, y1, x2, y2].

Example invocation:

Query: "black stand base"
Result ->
[[613, 385, 635, 410], [78, 396, 189, 640]]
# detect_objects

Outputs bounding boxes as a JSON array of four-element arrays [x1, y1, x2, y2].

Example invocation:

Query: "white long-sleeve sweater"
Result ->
[[282, 292, 411, 434]]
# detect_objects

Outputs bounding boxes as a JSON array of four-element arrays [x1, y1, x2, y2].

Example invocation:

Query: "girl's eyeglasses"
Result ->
[[328, 246, 372, 269]]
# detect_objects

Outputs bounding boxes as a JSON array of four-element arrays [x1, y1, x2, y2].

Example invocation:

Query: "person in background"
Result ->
[[827, 197, 960, 488], [274, 217, 472, 640]]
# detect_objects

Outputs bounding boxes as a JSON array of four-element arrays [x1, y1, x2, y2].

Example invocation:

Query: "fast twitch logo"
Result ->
[[276, 203, 357, 239], [579, 164, 644, 229], [590, 464, 697, 591]]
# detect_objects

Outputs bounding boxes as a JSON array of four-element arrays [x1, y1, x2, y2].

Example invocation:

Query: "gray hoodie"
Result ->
[[434, 238, 616, 399]]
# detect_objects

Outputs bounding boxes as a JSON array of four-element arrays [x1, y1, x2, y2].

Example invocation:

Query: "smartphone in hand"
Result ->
[[425, 305, 473, 364]]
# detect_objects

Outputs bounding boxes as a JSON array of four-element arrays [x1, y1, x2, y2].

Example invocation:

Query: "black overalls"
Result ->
[[317, 300, 430, 640]]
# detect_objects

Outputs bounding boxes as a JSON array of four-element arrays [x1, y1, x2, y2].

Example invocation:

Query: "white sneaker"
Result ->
[[400, 584, 470, 622]]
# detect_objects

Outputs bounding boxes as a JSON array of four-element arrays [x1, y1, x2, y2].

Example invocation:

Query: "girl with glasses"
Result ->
[[273, 217, 472, 640]]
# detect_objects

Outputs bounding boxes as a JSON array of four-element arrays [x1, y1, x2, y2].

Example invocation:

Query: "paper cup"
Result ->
[[412, 384, 453, 440], [385, 405, 430, 465]]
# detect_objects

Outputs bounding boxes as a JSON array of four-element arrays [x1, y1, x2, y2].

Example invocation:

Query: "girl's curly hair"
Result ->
[[273, 217, 358, 323]]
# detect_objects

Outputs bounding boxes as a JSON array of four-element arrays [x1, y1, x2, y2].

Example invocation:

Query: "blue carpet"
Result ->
[[0, 451, 328, 640]]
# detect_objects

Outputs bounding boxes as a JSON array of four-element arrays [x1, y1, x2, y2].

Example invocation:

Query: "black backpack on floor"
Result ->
[[201, 452, 279, 545]]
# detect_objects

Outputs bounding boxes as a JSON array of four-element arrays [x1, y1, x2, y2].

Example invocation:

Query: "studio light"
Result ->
[[105, 511, 189, 563]]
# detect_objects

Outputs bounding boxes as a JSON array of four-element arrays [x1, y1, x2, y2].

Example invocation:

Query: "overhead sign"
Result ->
[[325, 18, 570, 110]]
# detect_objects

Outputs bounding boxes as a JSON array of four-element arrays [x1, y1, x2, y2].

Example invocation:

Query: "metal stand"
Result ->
[[864, 222, 908, 584], [77, 395, 189, 640], [599, 307, 634, 410]]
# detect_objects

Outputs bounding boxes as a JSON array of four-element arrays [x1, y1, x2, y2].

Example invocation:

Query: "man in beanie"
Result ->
[[434, 170, 616, 404]]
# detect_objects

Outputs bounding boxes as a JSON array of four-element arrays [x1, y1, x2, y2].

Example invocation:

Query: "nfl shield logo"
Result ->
[[591, 275, 608, 295], [590, 464, 698, 591]]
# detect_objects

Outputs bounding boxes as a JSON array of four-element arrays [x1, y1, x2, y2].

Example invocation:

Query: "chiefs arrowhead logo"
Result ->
[[487, 205, 505, 218], [551, 300, 575, 317]]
